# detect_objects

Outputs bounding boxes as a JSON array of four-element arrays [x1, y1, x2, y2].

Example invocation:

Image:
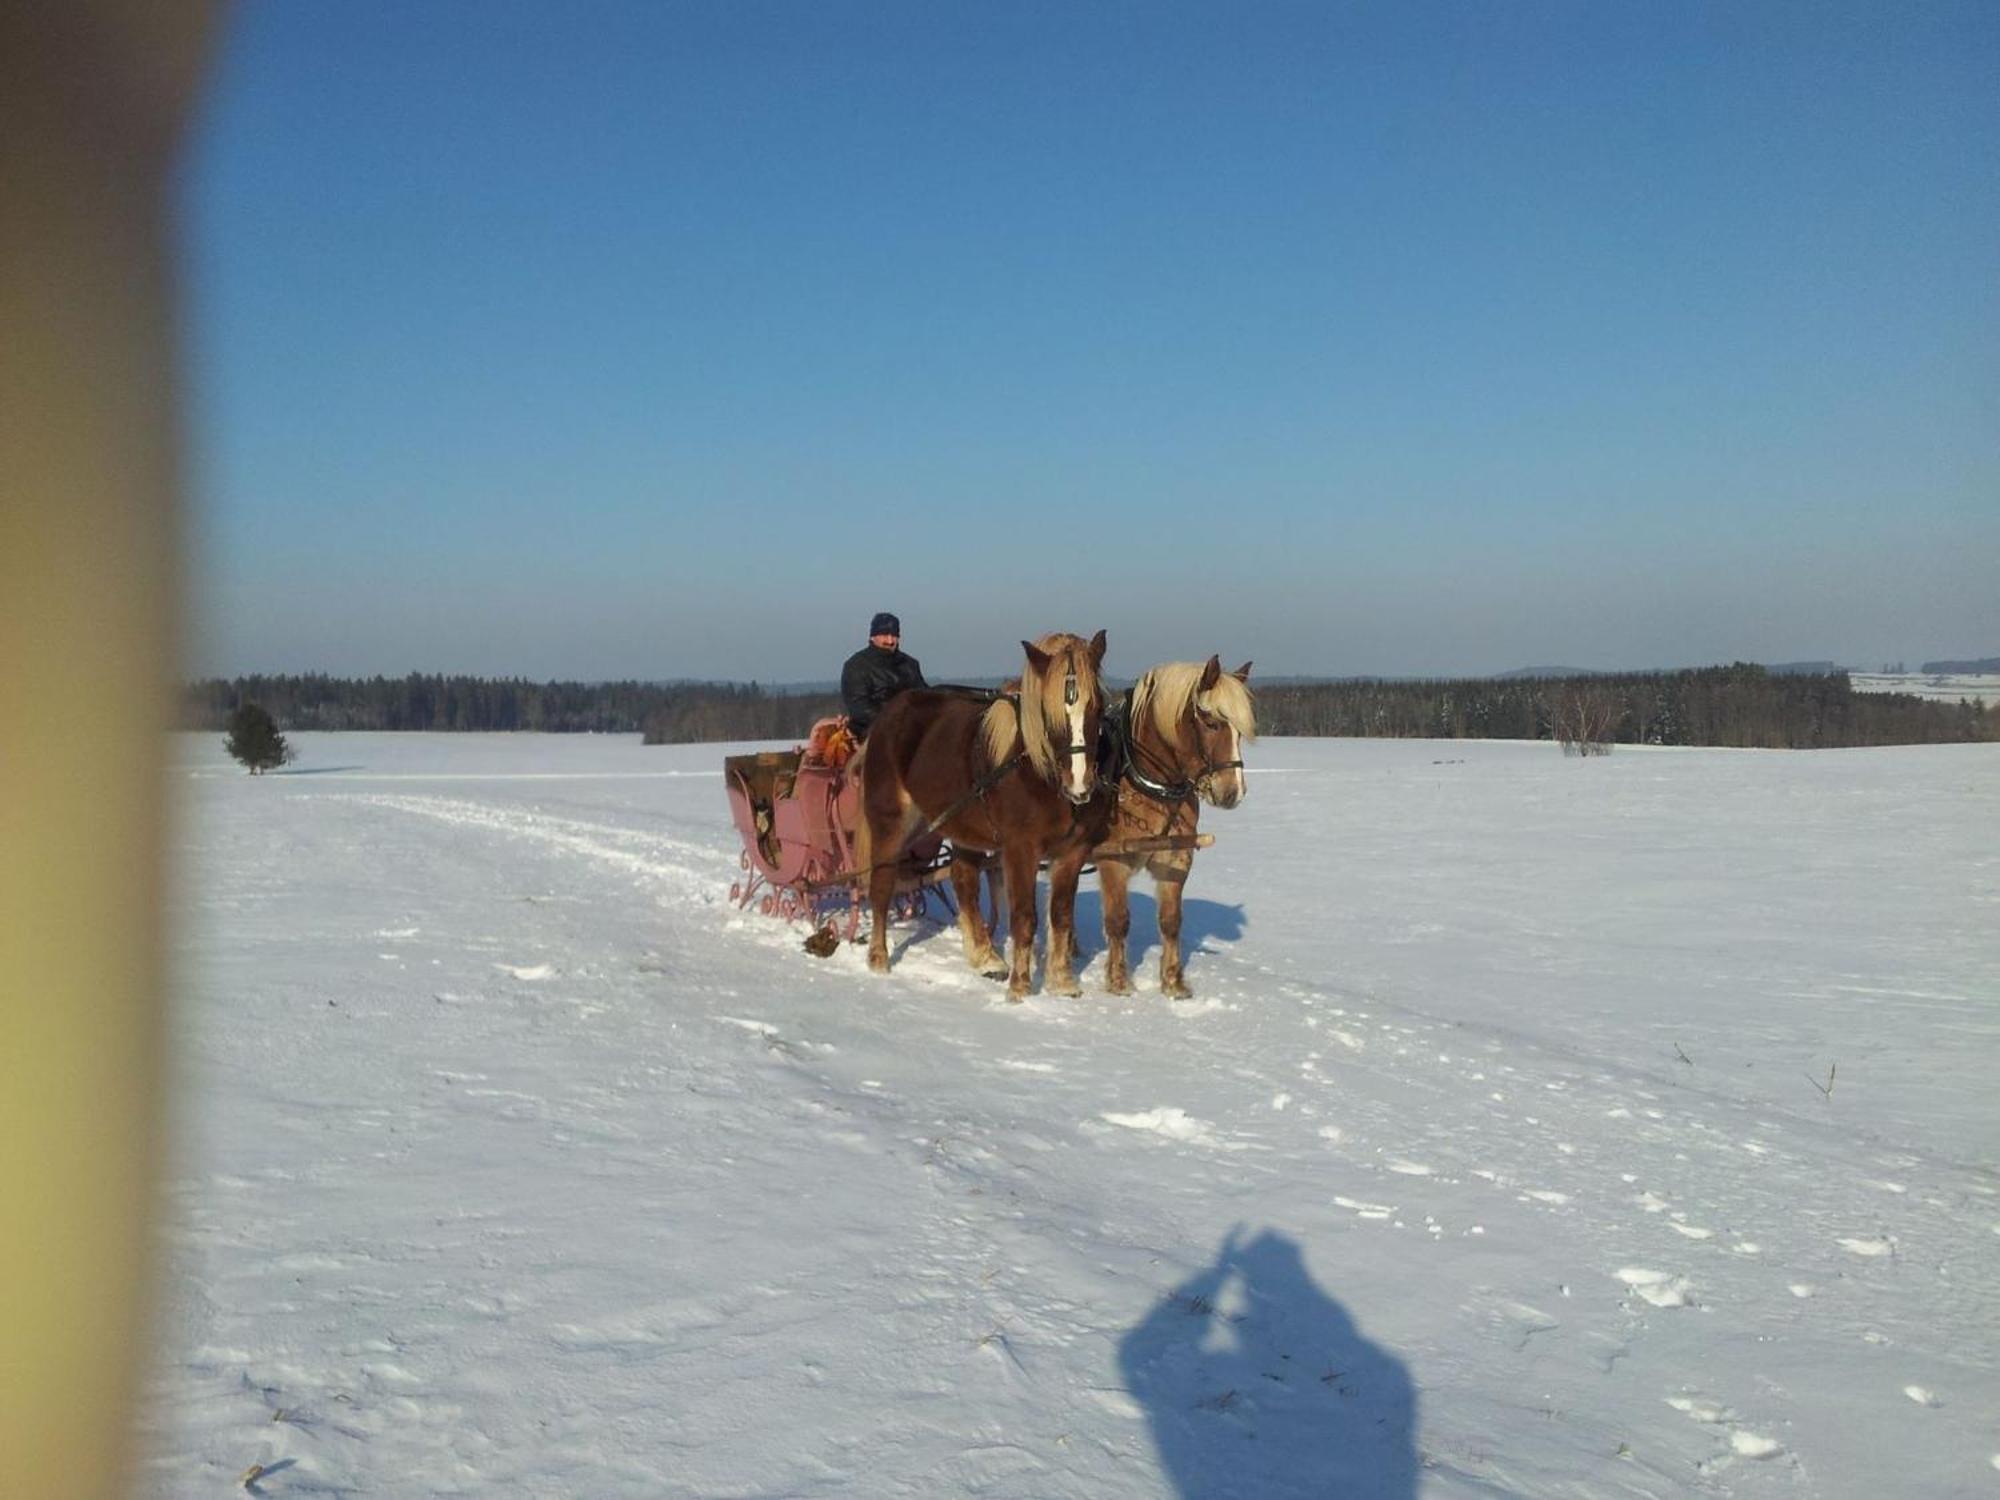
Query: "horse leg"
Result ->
[[1002, 842, 1040, 1001], [1043, 842, 1090, 998], [1098, 856, 1132, 995], [1153, 857, 1193, 999], [861, 793, 917, 975], [951, 849, 1004, 978], [864, 831, 897, 974]]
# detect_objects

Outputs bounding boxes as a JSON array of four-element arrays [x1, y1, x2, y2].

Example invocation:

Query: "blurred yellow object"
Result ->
[[1, 4, 220, 1497]]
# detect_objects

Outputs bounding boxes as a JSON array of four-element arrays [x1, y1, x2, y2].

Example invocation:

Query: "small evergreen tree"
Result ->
[[224, 701, 292, 774]]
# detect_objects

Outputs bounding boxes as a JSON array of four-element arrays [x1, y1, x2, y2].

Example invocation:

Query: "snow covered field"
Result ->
[[145, 733, 2000, 1497], [1849, 672, 1999, 707]]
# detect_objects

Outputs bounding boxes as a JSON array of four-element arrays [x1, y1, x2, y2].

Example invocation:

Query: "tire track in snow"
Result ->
[[329, 793, 732, 896]]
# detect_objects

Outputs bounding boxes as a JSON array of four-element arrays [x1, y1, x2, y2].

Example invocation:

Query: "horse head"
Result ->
[[1131, 656, 1256, 809], [1017, 629, 1109, 805]]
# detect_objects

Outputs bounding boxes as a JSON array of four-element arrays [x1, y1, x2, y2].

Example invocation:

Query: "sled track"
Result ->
[[330, 792, 732, 896]]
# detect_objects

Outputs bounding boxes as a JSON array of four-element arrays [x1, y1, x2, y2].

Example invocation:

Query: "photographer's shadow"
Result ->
[[1118, 1228, 1417, 1499]]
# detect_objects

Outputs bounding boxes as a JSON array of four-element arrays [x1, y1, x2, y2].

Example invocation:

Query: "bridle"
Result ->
[[963, 659, 1098, 785], [1059, 660, 1090, 761], [1115, 687, 1244, 806], [1052, 658, 1097, 799]]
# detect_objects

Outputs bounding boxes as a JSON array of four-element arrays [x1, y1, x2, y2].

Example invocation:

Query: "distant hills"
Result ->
[[714, 659, 2000, 687], [1497, 660, 1838, 680], [1496, 659, 2000, 681]]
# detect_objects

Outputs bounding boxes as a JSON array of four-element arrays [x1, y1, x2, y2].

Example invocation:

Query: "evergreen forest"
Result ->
[[179, 665, 1994, 750]]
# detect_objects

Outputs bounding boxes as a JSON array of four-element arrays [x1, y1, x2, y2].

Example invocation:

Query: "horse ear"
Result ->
[[1088, 629, 1107, 665], [1199, 654, 1222, 691], [1232, 661, 1253, 683], [1022, 640, 1053, 675]]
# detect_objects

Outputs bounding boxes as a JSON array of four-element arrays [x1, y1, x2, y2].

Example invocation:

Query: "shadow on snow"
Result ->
[[1118, 1227, 1417, 1499], [1071, 887, 1246, 972], [866, 881, 1245, 978]]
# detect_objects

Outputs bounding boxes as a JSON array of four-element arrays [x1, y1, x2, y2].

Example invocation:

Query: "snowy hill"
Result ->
[[144, 734, 2000, 1496], [1920, 659, 2000, 676], [1850, 671, 2000, 707]]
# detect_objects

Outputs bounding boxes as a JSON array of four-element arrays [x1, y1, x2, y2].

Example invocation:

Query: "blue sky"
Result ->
[[181, 2, 1997, 681]]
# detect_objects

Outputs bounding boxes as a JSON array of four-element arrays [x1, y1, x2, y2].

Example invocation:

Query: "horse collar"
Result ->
[[1118, 685, 1246, 804], [1119, 690, 1198, 804]]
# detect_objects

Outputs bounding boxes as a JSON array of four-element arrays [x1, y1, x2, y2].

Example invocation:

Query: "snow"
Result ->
[[1849, 671, 2000, 706], [1097, 1107, 1244, 1151], [1729, 1431, 1785, 1461], [145, 732, 2000, 1497]]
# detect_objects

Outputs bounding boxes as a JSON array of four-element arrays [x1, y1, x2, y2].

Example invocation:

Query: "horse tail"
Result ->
[[848, 740, 874, 880]]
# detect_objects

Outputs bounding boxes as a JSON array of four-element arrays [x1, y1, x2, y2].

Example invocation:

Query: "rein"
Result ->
[[930, 667, 1095, 797], [918, 748, 1024, 841], [848, 663, 1100, 883], [846, 748, 1025, 883], [922, 678, 1093, 771]]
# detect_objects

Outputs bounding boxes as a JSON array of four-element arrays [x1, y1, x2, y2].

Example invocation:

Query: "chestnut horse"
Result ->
[[1096, 656, 1254, 998], [856, 630, 1108, 999]]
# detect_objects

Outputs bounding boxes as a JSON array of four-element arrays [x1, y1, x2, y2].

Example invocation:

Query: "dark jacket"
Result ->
[[841, 644, 926, 737]]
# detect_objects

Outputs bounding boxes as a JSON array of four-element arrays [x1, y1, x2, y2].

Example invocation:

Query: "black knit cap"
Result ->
[[869, 612, 901, 637]]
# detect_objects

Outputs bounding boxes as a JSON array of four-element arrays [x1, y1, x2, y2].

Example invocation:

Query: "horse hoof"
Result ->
[[1048, 978, 1082, 999], [1105, 979, 1132, 997], [980, 965, 1009, 982], [868, 953, 891, 975]]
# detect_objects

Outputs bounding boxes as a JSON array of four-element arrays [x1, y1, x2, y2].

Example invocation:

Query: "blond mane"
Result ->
[[981, 632, 1104, 782], [1130, 661, 1257, 745]]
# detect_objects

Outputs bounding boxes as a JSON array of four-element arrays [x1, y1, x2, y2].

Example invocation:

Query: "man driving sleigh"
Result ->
[[839, 611, 927, 740]]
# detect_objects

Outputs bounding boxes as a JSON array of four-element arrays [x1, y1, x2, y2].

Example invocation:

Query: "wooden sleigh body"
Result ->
[[723, 730, 954, 940]]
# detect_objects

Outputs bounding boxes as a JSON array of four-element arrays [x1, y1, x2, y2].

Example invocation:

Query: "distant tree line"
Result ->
[[1250, 664, 1995, 749], [178, 673, 836, 738], [638, 684, 840, 743], [180, 665, 1994, 749]]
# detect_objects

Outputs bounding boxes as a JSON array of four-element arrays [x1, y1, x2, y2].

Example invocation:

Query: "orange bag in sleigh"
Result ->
[[805, 717, 859, 770]]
